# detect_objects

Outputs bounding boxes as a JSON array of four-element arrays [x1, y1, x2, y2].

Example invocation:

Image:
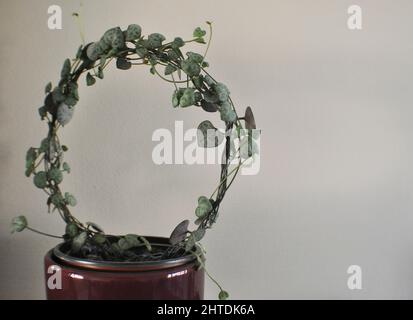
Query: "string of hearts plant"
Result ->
[[11, 22, 258, 300]]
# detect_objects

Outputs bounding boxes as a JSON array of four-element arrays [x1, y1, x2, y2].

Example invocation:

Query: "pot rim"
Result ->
[[52, 236, 195, 272]]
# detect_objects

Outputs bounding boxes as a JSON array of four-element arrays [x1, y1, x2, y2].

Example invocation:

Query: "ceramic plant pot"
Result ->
[[44, 237, 204, 300]]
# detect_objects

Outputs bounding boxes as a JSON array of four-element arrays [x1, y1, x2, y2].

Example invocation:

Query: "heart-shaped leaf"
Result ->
[[51, 193, 65, 207], [200, 100, 218, 113], [135, 45, 148, 58], [86, 42, 100, 61], [164, 64, 177, 75], [116, 57, 132, 70], [179, 88, 196, 108], [192, 228, 206, 241], [219, 290, 229, 300], [33, 171, 48, 188], [45, 82, 52, 94], [57, 103, 74, 126], [147, 33, 165, 49], [48, 168, 63, 184], [125, 24, 142, 41], [172, 37, 184, 49], [197, 120, 224, 148], [62, 162, 71, 173], [193, 27, 206, 38], [169, 220, 189, 245], [52, 87, 65, 104], [72, 232, 88, 253], [64, 192, 77, 206], [92, 233, 106, 244], [11, 216, 28, 233], [25, 148, 38, 175], [86, 222, 104, 233], [65, 223, 78, 238], [213, 83, 230, 102], [195, 196, 213, 218], [186, 52, 204, 64], [86, 73, 96, 86], [102, 27, 124, 49], [181, 59, 201, 77], [219, 101, 237, 123], [118, 234, 141, 250], [244, 106, 256, 129], [60, 59, 71, 79]]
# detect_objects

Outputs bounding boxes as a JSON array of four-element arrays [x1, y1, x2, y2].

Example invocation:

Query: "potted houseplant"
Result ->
[[11, 22, 258, 300]]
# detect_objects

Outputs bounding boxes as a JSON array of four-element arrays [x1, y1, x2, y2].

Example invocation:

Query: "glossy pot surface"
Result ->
[[44, 237, 204, 300]]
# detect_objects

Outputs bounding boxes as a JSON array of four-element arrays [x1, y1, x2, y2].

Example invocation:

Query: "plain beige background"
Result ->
[[2, 0, 413, 299]]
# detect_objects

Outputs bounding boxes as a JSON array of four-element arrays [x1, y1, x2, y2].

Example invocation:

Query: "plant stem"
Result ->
[[72, 1, 85, 45], [26, 227, 63, 239], [184, 38, 202, 44], [202, 22, 213, 61], [200, 67, 242, 127], [34, 155, 45, 170], [193, 251, 223, 291], [153, 66, 188, 84], [171, 73, 178, 90], [210, 158, 247, 198], [204, 268, 223, 291]]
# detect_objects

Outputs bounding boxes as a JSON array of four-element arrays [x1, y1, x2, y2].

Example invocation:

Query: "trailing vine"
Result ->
[[11, 22, 258, 300]]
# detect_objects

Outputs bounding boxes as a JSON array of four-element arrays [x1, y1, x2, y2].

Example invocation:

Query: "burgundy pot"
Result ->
[[44, 237, 204, 300]]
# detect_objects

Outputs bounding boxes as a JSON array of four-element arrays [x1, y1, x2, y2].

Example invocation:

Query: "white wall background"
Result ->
[[1, 0, 413, 299]]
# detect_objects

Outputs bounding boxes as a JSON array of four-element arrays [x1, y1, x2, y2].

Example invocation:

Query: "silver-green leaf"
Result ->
[[57, 103, 74, 126], [33, 171, 48, 188], [164, 64, 177, 75], [179, 88, 196, 108], [125, 24, 142, 41], [220, 101, 237, 123], [147, 33, 165, 49], [65, 192, 77, 206], [195, 196, 213, 218], [11, 216, 28, 233], [197, 120, 224, 148], [48, 168, 63, 184], [72, 232, 88, 253]]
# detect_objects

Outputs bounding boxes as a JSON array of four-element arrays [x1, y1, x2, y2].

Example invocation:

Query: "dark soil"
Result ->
[[61, 236, 188, 263]]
